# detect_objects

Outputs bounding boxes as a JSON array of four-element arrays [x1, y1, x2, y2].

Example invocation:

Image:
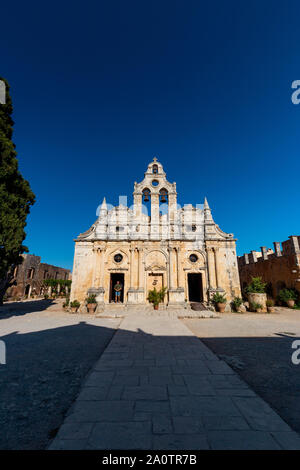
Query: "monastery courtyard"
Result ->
[[1, 299, 300, 449]]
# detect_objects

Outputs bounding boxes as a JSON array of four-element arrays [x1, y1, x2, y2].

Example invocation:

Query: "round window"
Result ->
[[189, 254, 198, 263], [114, 254, 123, 263], [152, 179, 159, 187]]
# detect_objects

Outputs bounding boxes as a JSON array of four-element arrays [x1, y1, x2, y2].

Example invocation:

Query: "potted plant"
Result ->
[[147, 287, 167, 310], [63, 296, 70, 310], [212, 292, 227, 313], [266, 299, 275, 313], [231, 296, 243, 313], [250, 301, 263, 313], [70, 300, 80, 313], [86, 294, 97, 313], [278, 288, 298, 308], [245, 277, 267, 312]]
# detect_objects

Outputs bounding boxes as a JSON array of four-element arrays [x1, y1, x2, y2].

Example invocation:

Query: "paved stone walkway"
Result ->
[[49, 313, 300, 449]]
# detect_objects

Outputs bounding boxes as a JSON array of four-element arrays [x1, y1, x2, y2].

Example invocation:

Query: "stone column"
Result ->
[[150, 193, 160, 240], [177, 245, 184, 289], [133, 193, 142, 219], [168, 245, 185, 307], [94, 248, 100, 286], [214, 248, 220, 289], [176, 247, 180, 288], [99, 248, 105, 288], [92, 247, 105, 312], [168, 247, 174, 289], [130, 248, 134, 288], [138, 248, 144, 289], [92, 246, 98, 286], [207, 248, 216, 289]]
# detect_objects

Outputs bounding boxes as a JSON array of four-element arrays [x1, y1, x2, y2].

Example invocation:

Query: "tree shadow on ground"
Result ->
[[200, 334, 300, 434], [0, 299, 55, 319], [0, 320, 118, 449], [0, 317, 300, 449]]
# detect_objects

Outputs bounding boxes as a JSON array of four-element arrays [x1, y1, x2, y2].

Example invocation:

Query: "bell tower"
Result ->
[[133, 157, 177, 240]]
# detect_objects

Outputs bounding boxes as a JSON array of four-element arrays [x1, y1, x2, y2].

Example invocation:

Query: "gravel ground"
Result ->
[[0, 299, 120, 449], [184, 308, 300, 434]]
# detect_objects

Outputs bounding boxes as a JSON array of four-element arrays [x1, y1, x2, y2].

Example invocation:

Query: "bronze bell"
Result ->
[[161, 195, 167, 203], [143, 189, 150, 202]]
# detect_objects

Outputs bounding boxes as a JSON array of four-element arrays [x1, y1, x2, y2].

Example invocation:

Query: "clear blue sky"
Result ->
[[2, 1, 300, 270]]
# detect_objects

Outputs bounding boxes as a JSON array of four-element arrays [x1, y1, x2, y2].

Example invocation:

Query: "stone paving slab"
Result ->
[[49, 313, 300, 450]]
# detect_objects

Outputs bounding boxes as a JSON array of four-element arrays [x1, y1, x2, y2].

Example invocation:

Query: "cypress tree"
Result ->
[[0, 78, 35, 303]]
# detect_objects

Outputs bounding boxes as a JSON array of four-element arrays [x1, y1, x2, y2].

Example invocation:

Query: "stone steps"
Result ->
[[96, 306, 218, 319]]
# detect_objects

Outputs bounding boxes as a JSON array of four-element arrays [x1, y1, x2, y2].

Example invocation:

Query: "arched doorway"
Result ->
[[188, 273, 203, 302], [25, 284, 31, 298], [109, 273, 124, 303]]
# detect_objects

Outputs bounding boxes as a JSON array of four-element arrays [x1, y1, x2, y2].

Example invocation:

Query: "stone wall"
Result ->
[[70, 239, 241, 307], [238, 236, 300, 298], [6, 254, 71, 299]]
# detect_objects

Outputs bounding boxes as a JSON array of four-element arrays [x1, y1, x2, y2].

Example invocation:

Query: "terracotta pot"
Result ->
[[267, 306, 274, 313], [87, 303, 97, 313], [216, 302, 226, 313], [154, 304, 159, 310], [71, 307, 78, 313], [287, 300, 295, 308]]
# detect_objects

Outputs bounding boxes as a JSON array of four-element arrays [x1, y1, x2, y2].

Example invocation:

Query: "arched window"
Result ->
[[152, 164, 158, 174]]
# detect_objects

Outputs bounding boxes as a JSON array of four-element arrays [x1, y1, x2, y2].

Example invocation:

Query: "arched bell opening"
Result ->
[[142, 188, 151, 216], [159, 188, 168, 215], [159, 188, 168, 204], [152, 164, 158, 174]]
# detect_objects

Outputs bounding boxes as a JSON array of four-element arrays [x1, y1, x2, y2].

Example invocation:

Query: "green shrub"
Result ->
[[278, 288, 297, 303], [212, 292, 227, 304], [266, 299, 274, 307], [231, 297, 243, 311], [245, 277, 266, 294], [86, 294, 97, 304], [250, 301, 263, 312], [147, 287, 167, 306], [70, 300, 80, 309]]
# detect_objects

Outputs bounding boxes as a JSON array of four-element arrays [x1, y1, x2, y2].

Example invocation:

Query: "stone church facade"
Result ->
[[70, 158, 241, 310]]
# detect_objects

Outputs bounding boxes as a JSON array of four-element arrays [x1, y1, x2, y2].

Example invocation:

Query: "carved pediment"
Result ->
[[145, 264, 166, 271]]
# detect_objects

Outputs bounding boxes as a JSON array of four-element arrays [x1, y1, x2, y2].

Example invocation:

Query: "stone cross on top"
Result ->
[[153, 157, 158, 162]]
